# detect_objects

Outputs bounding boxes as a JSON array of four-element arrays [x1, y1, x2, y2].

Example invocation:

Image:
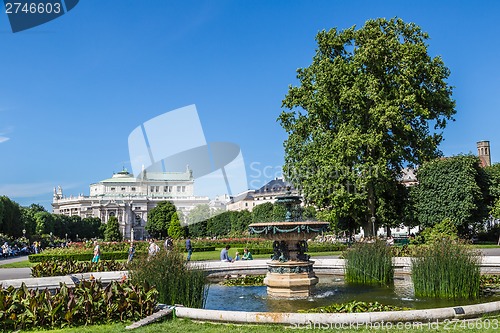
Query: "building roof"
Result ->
[[96, 169, 193, 184], [254, 178, 293, 194]]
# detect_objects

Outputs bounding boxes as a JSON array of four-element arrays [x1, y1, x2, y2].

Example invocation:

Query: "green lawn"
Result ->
[[0, 260, 35, 268], [28, 315, 500, 333]]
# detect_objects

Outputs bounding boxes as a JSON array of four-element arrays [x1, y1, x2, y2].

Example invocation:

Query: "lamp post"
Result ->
[[65, 233, 68, 241], [76, 234, 79, 241], [371, 216, 376, 238], [22, 229, 26, 238], [131, 228, 134, 243]]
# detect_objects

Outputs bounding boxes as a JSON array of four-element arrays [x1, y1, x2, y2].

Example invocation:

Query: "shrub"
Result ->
[[297, 300, 411, 313], [129, 249, 208, 308], [343, 240, 393, 285], [31, 259, 128, 277], [411, 239, 481, 299], [0, 280, 157, 331], [222, 275, 265, 286]]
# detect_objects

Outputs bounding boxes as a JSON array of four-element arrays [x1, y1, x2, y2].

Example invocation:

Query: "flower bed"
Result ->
[[31, 259, 128, 277]]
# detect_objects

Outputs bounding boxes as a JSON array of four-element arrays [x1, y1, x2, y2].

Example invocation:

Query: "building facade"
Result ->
[[227, 178, 296, 212], [52, 168, 209, 240]]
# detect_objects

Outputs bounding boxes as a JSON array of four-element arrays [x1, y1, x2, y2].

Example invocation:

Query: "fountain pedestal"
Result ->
[[265, 261, 318, 297]]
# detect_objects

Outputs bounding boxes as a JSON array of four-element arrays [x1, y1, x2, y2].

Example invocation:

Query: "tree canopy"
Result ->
[[146, 201, 177, 238], [412, 155, 489, 235], [104, 216, 122, 242], [278, 18, 456, 235]]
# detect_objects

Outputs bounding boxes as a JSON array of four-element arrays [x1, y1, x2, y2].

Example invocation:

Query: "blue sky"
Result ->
[[0, 0, 499, 210]]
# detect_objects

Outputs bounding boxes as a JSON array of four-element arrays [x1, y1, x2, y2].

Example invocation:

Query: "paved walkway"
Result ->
[[1, 248, 500, 282]]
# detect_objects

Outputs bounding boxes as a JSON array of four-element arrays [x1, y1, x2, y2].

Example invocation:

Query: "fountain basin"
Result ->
[[249, 219, 329, 297]]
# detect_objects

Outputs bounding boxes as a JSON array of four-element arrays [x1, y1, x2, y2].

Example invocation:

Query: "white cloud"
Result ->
[[0, 136, 10, 143]]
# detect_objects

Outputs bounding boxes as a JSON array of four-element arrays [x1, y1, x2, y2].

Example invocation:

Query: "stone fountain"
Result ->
[[248, 192, 329, 297]]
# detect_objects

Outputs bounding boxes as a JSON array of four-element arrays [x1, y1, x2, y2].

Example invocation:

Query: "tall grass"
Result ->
[[344, 240, 393, 285], [411, 239, 481, 299], [129, 249, 208, 308]]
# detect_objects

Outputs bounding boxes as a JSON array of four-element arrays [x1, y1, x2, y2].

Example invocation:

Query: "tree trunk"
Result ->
[[366, 183, 376, 237]]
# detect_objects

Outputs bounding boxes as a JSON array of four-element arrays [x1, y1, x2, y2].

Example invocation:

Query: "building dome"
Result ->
[[112, 169, 133, 179]]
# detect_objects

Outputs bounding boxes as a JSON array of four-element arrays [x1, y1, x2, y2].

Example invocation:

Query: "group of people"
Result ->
[[1, 242, 31, 258], [91, 239, 253, 265], [220, 245, 253, 262], [146, 237, 193, 261]]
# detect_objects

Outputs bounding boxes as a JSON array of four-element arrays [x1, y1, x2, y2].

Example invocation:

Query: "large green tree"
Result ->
[[146, 201, 177, 238], [0, 196, 22, 237], [104, 216, 122, 242], [167, 212, 184, 239], [278, 18, 456, 235], [34, 211, 55, 235], [412, 155, 489, 236]]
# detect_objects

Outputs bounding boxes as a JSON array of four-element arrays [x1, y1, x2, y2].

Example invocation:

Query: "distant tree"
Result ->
[[168, 212, 184, 239], [82, 217, 103, 239], [34, 211, 54, 235], [20, 203, 46, 237], [206, 211, 231, 237], [104, 216, 122, 242], [412, 155, 489, 236], [146, 201, 177, 238], [485, 163, 500, 215], [0, 196, 22, 237], [53, 214, 71, 239], [278, 18, 456, 236], [187, 204, 211, 226], [230, 210, 252, 234], [252, 202, 274, 222], [188, 220, 207, 238]]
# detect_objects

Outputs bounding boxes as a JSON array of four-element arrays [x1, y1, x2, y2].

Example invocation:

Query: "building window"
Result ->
[[177, 186, 181, 192], [131, 187, 136, 191], [121, 187, 126, 191], [110, 187, 115, 191], [181, 186, 186, 192]]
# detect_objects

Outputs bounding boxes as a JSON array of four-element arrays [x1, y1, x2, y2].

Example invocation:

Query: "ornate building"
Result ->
[[227, 178, 296, 212], [52, 167, 209, 240]]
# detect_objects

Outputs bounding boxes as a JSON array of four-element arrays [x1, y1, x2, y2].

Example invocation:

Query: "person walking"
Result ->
[[148, 239, 159, 259], [127, 241, 135, 264], [185, 237, 193, 261], [91, 241, 100, 263]]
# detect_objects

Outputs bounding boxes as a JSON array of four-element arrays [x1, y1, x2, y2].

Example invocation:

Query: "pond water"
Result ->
[[204, 275, 500, 313]]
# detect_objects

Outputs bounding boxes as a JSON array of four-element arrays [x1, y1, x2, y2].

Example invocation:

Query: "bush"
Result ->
[[0, 280, 157, 331], [343, 240, 393, 285], [31, 259, 128, 277], [297, 300, 411, 313], [411, 239, 481, 299], [129, 249, 208, 308]]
